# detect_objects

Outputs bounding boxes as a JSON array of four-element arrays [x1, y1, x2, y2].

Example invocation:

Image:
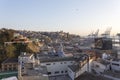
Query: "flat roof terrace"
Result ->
[[75, 72, 112, 80]]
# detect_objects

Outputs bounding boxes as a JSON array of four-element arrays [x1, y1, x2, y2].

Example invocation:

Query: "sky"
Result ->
[[0, 0, 120, 36]]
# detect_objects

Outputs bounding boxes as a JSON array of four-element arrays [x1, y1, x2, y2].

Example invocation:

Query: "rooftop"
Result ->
[[68, 65, 80, 72], [104, 70, 120, 79], [39, 53, 89, 63], [75, 72, 112, 80], [22, 66, 47, 76], [96, 59, 110, 65], [20, 53, 33, 57], [49, 75, 71, 80], [112, 58, 120, 62], [2, 58, 18, 64], [39, 57, 75, 63]]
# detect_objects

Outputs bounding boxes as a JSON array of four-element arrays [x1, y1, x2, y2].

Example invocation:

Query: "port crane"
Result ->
[[101, 27, 112, 38]]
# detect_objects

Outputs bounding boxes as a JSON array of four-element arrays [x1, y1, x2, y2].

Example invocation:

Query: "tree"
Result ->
[[14, 43, 27, 57], [5, 44, 16, 58], [0, 29, 15, 45]]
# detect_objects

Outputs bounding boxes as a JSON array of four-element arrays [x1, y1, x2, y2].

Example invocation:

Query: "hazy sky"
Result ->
[[0, 0, 120, 35]]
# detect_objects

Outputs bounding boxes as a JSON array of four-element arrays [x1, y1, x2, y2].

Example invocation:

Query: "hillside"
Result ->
[[0, 28, 39, 68]]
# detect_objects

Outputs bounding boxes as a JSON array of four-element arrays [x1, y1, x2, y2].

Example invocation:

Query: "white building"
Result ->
[[68, 63, 88, 80], [92, 60, 110, 74], [40, 57, 75, 76], [18, 53, 35, 75], [68, 55, 95, 80], [110, 59, 120, 71], [38, 53, 94, 80], [18, 52, 96, 80]]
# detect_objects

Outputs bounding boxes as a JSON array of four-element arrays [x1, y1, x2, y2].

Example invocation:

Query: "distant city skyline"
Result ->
[[0, 0, 120, 35]]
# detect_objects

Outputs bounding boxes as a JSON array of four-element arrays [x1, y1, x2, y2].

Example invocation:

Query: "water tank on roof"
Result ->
[[24, 52, 26, 55], [102, 53, 108, 59]]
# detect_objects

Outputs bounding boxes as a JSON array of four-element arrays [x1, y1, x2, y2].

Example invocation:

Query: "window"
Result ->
[[47, 72, 51, 75], [4, 65, 7, 68], [22, 67, 24, 69], [9, 68, 12, 71], [55, 71, 59, 74], [13, 67, 16, 70], [46, 63, 51, 65], [95, 65, 99, 68], [65, 71, 67, 73], [61, 71, 64, 73], [9, 64, 12, 67], [4, 68, 7, 71], [112, 63, 119, 66]]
